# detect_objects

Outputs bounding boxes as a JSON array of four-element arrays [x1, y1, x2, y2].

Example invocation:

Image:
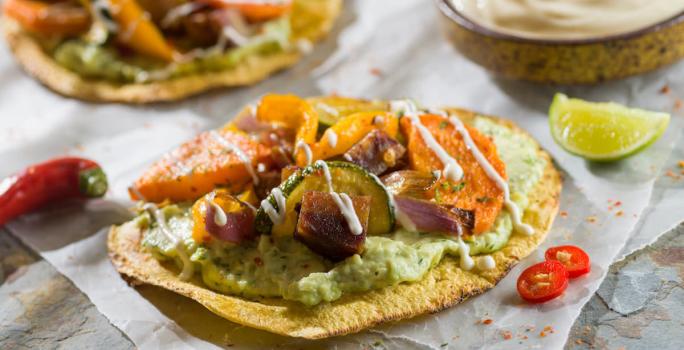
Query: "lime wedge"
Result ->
[[549, 93, 670, 161]]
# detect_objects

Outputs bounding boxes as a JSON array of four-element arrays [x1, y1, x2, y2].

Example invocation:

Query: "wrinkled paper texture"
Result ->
[[2, 0, 684, 349]]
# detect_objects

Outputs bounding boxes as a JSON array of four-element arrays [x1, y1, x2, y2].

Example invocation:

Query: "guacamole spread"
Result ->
[[139, 117, 546, 306], [52, 17, 291, 83]]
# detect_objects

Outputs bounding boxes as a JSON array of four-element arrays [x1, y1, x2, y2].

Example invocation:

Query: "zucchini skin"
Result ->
[[255, 161, 395, 235]]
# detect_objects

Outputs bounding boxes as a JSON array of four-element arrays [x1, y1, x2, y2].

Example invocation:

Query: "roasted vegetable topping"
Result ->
[[191, 189, 257, 244], [343, 129, 406, 175], [393, 196, 474, 236], [401, 114, 506, 234], [381, 170, 437, 200], [295, 191, 370, 261]]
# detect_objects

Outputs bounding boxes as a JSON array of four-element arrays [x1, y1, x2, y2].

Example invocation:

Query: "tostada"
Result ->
[[108, 94, 562, 338], [2, 0, 341, 103]]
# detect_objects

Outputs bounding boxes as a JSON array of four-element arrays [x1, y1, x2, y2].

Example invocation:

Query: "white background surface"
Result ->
[[2, 0, 684, 349]]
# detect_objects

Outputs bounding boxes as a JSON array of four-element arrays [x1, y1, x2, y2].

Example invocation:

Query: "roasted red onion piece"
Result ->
[[394, 196, 474, 235], [204, 197, 256, 243], [343, 129, 406, 175], [381, 170, 438, 200], [255, 171, 281, 200], [295, 191, 371, 262]]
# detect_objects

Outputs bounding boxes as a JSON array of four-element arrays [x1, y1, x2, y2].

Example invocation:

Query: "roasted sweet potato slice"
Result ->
[[131, 129, 270, 203], [295, 191, 371, 262], [401, 114, 506, 234], [315, 112, 398, 162], [343, 129, 406, 175]]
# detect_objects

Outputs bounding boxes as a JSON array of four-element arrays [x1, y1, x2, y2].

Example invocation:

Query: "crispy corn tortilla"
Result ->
[[108, 108, 562, 339], [1, 0, 341, 103]]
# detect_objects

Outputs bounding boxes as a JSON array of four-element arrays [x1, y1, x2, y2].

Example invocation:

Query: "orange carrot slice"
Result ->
[[401, 114, 506, 234], [130, 129, 270, 203], [3, 0, 90, 35]]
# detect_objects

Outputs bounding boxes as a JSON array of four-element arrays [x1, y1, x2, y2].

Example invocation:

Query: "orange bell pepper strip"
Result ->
[[3, 0, 91, 35], [130, 129, 272, 203], [108, 0, 176, 61], [202, 0, 292, 22], [256, 94, 318, 166], [401, 114, 506, 234], [314, 111, 399, 161]]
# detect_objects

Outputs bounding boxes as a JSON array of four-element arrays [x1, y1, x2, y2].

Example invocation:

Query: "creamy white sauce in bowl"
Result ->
[[447, 0, 684, 41]]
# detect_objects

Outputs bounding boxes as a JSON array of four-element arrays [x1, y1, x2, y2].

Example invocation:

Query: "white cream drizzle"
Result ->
[[294, 140, 313, 166], [260, 187, 286, 225], [457, 238, 475, 271], [206, 193, 228, 227], [432, 170, 442, 181], [390, 100, 464, 182], [326, 130, 338, 148], [128, 185, 147, 201], [316, 102, 339, 117], [315, 160, 364, 235], [373, 115, 386, 126], [447, 116, 534, 236], [142, 203, 194, 280], [209, 130, 259, 185], [296, 39, 313, 54], [476, 255, 496, 271]]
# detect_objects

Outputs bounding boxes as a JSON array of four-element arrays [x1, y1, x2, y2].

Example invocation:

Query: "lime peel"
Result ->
[[549, 93, 670, 161]]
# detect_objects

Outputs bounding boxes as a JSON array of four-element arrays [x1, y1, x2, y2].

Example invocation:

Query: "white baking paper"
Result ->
[[2, 0, 684, 349]]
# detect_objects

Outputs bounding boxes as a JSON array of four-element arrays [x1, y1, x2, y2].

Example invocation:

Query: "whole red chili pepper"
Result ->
[[0, 157, 108, 226]]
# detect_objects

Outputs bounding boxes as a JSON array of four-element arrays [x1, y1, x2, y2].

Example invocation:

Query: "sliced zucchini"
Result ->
[[255, 161, 395, 236], [307, 97, 389, 129]]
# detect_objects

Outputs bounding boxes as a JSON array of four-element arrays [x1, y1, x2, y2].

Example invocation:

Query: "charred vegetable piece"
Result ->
[[255, 161, 394, 236], [315, 112, 398, 162], [3, 0, 91, 35], [255, 171, 281, 200], [0, 157, 108, 226], [191, 189, 256, 244], [381, 170, 438, 200], [108, 0, 176, 61], [308, 96, 389, 128], [401, 114, 506, 234], [393, 196, 474, 235], [256, 94, 318, 166], [130, 129, 270, 203], [343, 129, 406, 175], [295, 191, 370, 261]]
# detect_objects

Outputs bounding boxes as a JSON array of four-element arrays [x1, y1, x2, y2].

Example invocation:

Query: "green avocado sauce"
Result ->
[[139, 117, 546, 306], [52, 17, 291, 83]]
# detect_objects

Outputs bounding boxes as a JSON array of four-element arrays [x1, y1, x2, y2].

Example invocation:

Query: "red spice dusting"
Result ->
[[254, 257, 264, 267], [660, 85, 671, 94], [615, 210, 624, 217], [678, 160, 684, 168], [482, 319, 493, 325], [370, 68, 383, 77], [666, 170, 681, 180], [560, 211, 568, 218], [614, 201, 622, 207], [675, 99, 683, 110], [501, 330, 513, 340], [586, 216, 597, 223]]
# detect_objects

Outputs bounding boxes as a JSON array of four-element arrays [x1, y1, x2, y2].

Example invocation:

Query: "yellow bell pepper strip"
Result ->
[[3, 0, 91, 35], [314, 111, 398, 161], [108, 0, 176, 61], [201, 0, 292, 22], [256, 94, 319, 166]]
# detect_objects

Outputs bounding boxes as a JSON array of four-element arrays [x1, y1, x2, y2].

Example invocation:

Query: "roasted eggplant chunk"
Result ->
[[295, 191, 371, 261], [343, 129, 406, 175]]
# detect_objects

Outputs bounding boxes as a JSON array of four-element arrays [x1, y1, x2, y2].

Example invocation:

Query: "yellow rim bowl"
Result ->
[[436, 0, 684, 84]]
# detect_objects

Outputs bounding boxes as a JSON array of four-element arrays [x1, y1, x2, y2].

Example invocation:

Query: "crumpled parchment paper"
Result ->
[[2, 0, 684, 349]]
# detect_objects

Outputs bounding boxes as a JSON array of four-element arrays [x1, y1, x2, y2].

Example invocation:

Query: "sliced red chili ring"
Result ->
[[517, 260, 569, 303], [545, 245, 591, 278]]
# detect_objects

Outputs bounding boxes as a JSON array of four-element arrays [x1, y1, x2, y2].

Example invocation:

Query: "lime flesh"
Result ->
[[549, 93, 670, 161]]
